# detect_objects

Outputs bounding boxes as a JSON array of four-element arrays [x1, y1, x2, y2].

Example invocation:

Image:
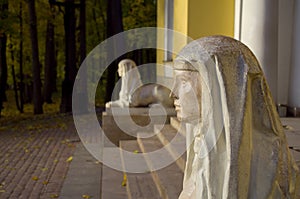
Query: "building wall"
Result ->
[[157, 0, 300, 111], [173, 0, 188, 59], [156, 0, 165, 77], [157, 0, 235, 77], [188, 0, 234, 39]]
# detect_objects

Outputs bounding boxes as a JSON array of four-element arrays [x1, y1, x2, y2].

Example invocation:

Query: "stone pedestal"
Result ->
[[102, 107, 176, 146]]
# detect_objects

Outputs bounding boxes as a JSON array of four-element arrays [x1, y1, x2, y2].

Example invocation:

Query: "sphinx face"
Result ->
[[171, 70, 201, 122], [117, 65, 125, 77]]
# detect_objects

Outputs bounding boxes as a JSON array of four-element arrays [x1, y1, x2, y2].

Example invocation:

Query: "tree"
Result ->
[[105, 0, 124, 103], [9, 39, 22, 112], [77, 0, 88, 113], [60, 0, 77, 113], [19, 0, 24, 112], [27, 0, 43, 114], [0, 0, 8, 117], [123, 0, 157, 83], [43, 3, 56, 103]]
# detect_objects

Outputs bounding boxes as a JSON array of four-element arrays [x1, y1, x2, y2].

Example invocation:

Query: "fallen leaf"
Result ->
[[67, 143, 74, 148], [66, 156, 73, 163], [32, 176, 39, 181], [0, 190, 5, 193], [41, 167, 48, 172], [54, 159, 58, 163], [82, 194, 92, 198], [50, 194, 59, 198], [33, 145, 41, 149], [122, 174, 127, 186], [42, 181, 49, 185], [133, 150, 139, 154]]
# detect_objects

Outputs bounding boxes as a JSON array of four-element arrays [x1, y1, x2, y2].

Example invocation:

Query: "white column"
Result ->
[[234, 0, 242, 40], [278, 0, 294, 105], [164, 0, 174, 61], [236, 0, 279, 102], [288, 0, 300, 108]]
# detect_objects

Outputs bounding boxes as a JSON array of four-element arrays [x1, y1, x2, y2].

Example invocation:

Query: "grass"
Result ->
[[0, 90, 63, 125]]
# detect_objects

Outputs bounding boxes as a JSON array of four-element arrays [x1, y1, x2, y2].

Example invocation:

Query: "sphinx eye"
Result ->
[[181, 79, 187, 85]]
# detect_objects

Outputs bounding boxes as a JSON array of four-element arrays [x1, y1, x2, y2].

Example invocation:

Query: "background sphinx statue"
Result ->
[[171, 36, 300, 198], [106, 59, 174, 108], [106, 59, 143, 108], [129, 83, 174, 108]]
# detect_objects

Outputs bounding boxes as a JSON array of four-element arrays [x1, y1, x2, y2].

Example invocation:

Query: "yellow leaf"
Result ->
[[67, 143, 74, 148], [42, 181, 49, 185], [32, 176, 39, 181], [41, 167, 48, 172], [50, 194, 59, 198], [0, 190, 5, 193], [82, 194, 92, 198], [33, 145, 41, 149], [133, 150, 139, 154], [66, 156, 73, 163], [54, 159, 58, 163], [122, 174, 127, 186]]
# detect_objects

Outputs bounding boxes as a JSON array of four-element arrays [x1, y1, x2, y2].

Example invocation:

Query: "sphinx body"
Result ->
[[106, 59, 174, 108], [130, 83, 174, 108], [172, 36, 300, 198]]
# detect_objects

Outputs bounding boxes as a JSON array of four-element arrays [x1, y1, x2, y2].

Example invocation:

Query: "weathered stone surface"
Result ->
[[172, 36, 300, 199]]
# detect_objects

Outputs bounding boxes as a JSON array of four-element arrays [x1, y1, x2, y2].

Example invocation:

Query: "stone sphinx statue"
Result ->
[[106, 59, 174, 108], [105, 59, 143, 108], [171, 36, 300, 198], [130, 83, 174, 107]]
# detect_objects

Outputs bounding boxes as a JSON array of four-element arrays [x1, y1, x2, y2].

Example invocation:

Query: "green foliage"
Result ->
[[1, 0, 157, 114], [123, 0, 156, 29]]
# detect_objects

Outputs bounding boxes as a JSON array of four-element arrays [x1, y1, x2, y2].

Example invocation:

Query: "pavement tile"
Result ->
[[0, 115, 299, 199], [0, 115, 78, 199]]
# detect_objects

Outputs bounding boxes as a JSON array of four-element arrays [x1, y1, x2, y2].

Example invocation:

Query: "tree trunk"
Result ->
[[75, 0, 88, 113], [27, 0, 43, 114], [0, 0, 8, 117], [10, 43, 21, 112], [60, 0, 77, 113], [44, 4, 56, 103], [19, 1, 24, 113], [105, 0, 124, 103]]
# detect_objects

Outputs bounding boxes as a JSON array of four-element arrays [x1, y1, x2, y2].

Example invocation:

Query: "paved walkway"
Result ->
[[59, 143, 101, 199], [0, 115, 80, 199], [0, 115, 299, 199]]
